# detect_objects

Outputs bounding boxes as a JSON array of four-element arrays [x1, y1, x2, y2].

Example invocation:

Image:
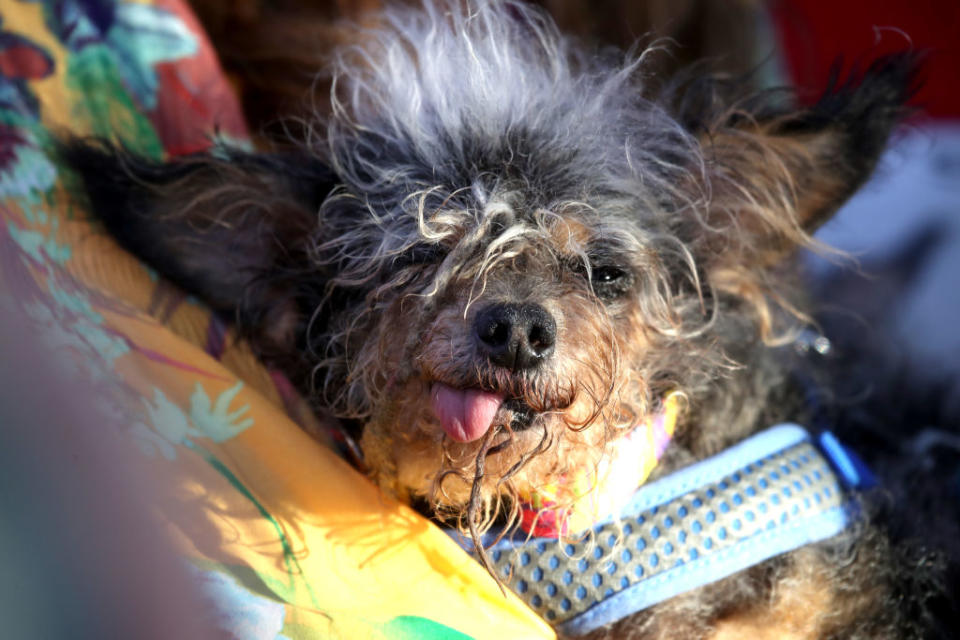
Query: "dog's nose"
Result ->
[[474, 302, 556, 371]]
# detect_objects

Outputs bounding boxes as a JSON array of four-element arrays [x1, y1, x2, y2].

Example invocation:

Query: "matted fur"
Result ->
[[61, 1, 940, 636]]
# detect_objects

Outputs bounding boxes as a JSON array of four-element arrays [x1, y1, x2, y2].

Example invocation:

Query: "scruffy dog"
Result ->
[[64, 1, 940, 637]]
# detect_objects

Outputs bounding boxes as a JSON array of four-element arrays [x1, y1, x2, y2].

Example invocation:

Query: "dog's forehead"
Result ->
[[468, 193, 642, 257], [546, 216, 593, 252]]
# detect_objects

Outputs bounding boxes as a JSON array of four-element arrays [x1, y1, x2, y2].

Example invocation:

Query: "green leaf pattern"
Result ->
[[138, 381, 253, 457]]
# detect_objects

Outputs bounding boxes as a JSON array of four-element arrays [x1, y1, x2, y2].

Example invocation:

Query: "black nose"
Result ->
[[474, 302, 557, 371]]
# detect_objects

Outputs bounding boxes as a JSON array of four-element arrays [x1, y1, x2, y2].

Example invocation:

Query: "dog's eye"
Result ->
[[591, 265, 633, 301], [594, 266, 626, 284]]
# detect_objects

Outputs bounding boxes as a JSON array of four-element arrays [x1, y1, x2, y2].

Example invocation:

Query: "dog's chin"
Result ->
[[500, 397, 538, 430], [396, 407, 604, 510]]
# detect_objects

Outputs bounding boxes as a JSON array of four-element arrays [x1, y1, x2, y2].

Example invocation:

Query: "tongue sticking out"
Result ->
[[430, 383, 504, 443]]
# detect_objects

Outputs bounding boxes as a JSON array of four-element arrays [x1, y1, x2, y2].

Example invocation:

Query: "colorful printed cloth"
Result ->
[[0, 1, 552, 638]]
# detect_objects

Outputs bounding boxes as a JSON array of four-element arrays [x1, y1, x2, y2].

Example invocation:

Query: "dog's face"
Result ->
[[69, 2, 914, 536], [302, 3, 912, 524], [356, 202, 665, 511]]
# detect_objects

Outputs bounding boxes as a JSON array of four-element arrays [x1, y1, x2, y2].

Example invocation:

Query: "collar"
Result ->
[[463, 424, 873, 635]]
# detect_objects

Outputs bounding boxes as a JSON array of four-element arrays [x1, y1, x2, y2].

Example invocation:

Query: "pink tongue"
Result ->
[[430, 383, 504, 442]]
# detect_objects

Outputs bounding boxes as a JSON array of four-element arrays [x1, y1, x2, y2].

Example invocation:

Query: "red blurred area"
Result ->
[[770, 0, 960, 119]]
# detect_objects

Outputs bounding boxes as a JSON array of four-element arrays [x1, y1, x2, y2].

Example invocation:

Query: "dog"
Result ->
[[62, 1, 943, 637]]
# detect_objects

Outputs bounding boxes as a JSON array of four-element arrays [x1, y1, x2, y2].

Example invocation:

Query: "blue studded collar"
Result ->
[[455, 424, 874, 635]]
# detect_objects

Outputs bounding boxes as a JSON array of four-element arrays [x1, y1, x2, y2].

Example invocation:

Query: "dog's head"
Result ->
[[67, 1, 916, 538]]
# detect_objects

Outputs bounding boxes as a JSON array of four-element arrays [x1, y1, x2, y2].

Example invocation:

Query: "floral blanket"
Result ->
[[0, 1, 552, 638]]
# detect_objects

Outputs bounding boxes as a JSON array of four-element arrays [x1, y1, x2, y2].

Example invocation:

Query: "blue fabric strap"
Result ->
[[474, 424, 864, 635]]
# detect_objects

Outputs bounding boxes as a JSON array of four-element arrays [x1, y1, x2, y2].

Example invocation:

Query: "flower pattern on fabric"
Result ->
[[191, 381, 255, 442], [382, 616, 476, 640], [0, 125, 56, 198], [0, 23, 53, 116], [195, 568, 291, 640], [139, 382, 253, 456], [0, 24, 56, 196], [24, 0, 197, 109]]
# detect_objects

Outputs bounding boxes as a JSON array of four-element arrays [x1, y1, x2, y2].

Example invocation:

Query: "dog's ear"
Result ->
[[666, 53, 920, 266], [58, 140, 336, 358]]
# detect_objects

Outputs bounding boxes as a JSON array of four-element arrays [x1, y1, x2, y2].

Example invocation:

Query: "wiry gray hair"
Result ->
[[305, 1, 718, 415]]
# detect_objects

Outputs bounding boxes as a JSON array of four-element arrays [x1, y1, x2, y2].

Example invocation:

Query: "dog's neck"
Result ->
[[516, 393, 681, 538]]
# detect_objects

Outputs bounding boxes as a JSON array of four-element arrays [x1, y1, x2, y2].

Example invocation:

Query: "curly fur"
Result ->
[[59, 1, 941, 637]]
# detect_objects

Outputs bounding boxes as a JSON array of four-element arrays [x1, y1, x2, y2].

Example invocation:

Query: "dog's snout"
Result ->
[[475, 302, 556, 371]]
